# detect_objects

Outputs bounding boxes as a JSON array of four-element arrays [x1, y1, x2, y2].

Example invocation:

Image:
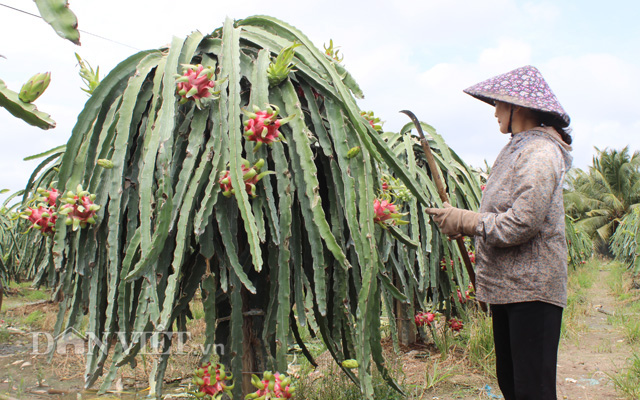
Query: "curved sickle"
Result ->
[[399, 110, 483, 310]]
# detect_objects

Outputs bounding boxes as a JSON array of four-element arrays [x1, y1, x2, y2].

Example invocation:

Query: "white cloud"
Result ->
[[522, 2, 561, 23], [477, 39, 532, 69]]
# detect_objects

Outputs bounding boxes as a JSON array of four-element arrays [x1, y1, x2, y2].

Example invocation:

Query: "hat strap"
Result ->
[[508, 106, 514, 134]]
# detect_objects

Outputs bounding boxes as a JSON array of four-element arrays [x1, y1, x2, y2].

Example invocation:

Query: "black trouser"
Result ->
[[490, 301, 563, 400]]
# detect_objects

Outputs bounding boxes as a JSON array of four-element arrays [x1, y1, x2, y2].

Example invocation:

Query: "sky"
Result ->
[[1, 0, 639, 204]]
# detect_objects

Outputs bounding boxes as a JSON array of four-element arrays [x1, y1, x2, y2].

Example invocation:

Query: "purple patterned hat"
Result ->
[[463, 65, 570, 127]]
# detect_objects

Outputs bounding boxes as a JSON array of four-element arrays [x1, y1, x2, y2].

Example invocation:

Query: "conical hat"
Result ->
[[463, 65, 570, 127]]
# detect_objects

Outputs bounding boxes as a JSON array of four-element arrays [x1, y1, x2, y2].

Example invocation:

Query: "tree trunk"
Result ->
[[393, 272, 416, 346], [241, 286, 267, 395]]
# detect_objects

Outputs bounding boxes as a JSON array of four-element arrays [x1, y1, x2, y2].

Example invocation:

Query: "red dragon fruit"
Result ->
[[466, 282, 475, 300], [381, 178, 390, 191], [468, 250, 476, 264], [191, 362, 234, 399], [440, 257, 454, 271], [448, 318, 464, 332], [57, 185, 101, 231], [455, 288, 467, 304], [414, 311, 437, 327], [373, 198, 408, 227], [243, 105, 295, 152], [175, 64, 223, 109], [21, 205, 57, 235], [246, 370, 295, 399], [219, 159, 274, 198]]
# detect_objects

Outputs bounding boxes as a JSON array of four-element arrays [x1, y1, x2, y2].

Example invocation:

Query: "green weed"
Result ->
[[459, 307, 495, 378], [23, 289, 49, 302], [563, 260, 597, 340], [623, 318, 640, 344], [23, 310, 45, 329], [293, 359, 406, 400], [609, 352, 640, 399], [606, 261, 627, 298], [595, 338, 613, 353], [421, 358, 454, 392]]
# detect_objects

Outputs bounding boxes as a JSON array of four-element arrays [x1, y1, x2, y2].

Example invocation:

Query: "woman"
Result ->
[[426, 65, 573, 400]]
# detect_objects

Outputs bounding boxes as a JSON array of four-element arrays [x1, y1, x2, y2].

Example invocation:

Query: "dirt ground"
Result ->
[[555, 266, 635, 400], [0, 263, 638, 399]]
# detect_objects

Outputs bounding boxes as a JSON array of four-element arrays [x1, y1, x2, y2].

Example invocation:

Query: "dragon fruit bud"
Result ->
[[346, 146, 361, 159], [97, 159, 114, 169], [323, 39, 344, 62], [19, 72, 51, 103], [267, 42, 301, 87], [361, 110, 384, 132], [342, 359, 359, 369]]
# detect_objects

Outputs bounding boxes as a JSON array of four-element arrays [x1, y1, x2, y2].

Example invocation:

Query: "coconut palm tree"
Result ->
[[565, 146, 640, 248]]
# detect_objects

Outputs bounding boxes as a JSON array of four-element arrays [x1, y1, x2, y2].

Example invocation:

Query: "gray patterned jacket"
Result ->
[[474, 127, 573, 308]]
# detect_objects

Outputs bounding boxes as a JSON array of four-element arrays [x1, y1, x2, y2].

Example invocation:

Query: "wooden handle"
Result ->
[[400, 110, 485, 312]]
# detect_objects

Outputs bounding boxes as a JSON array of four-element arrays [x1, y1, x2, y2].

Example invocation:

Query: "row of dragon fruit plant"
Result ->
[[15, 15, 488, 399]]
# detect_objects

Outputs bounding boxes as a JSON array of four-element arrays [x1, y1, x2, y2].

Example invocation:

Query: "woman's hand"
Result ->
[[425, 202, 480, 237]]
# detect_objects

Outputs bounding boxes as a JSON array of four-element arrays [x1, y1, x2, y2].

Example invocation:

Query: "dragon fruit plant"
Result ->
[[242, 105, 295, 151], [45, 15, 484, 399], [246, 371, 295, 400], [191, 362, 234, 399]]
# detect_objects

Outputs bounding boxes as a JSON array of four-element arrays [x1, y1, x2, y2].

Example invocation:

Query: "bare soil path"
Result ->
[[556, 264, 635, 400]]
